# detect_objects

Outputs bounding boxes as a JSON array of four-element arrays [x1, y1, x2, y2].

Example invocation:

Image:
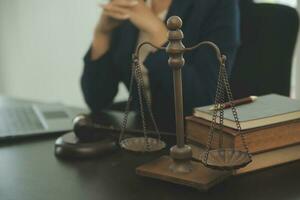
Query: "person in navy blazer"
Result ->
[[81, 0, 240, 132]]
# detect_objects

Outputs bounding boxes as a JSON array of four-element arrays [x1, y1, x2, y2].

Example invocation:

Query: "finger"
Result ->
[[102, 4, 131, 16], [102, 10, 130, 20], [112, 0, 138, 7], [99, 0, 138, 9]]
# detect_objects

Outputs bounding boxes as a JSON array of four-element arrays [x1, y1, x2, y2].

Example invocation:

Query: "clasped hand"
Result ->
[[99, 0, 168, 47]]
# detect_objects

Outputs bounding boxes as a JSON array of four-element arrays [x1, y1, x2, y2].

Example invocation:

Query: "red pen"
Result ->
[[209, 96, 258, 111]]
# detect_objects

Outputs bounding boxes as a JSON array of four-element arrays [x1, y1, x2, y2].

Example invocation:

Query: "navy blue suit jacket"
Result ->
[[81, 0, 240, 132]]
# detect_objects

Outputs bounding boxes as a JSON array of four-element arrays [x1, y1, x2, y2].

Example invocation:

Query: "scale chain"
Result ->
[[119, 51, 162, 151], [134, 58, 151, 150], [203, 59, 226, 164], [218, 83, 225, 149], [134, 57, 161, 140], [203, 54, 252, 165], [119, 58, 136, 144], [220, 60, 251, 157]]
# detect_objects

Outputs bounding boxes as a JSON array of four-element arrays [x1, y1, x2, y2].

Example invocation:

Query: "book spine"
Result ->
[[234, 120, 300, 154], [186, 118, 300, 154], [186, 119, 235, 149]]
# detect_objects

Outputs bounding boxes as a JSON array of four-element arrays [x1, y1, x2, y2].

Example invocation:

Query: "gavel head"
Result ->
[[72, 114, 94, 141], [73, 114, 92, 128], [72, 114, 113, 142]]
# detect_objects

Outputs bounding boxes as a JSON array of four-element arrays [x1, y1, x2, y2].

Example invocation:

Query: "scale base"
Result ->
[[136, 156, 231, 190]]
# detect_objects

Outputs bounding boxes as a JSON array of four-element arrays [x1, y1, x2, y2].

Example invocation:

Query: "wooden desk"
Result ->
[[1, 135, 300, 200], [0, 96, 299, 199]]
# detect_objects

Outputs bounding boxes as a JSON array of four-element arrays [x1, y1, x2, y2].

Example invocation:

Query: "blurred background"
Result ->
[[0, 0, 299, 108]]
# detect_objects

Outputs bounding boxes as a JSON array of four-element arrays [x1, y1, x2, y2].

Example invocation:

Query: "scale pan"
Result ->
[[202, 148, 252, 170], [120, 137, 166, 152]]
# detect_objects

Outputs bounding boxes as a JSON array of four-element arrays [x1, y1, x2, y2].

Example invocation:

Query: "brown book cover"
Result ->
[[186, 116, 300, 154], [190, 143, 300, 175]]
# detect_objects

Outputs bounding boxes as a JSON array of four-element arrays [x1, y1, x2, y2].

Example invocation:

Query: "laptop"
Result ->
[[0, 96, 84, 140]]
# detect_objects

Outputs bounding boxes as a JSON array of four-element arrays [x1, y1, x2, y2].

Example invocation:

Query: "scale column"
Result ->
[[166, 16, 192, 173]]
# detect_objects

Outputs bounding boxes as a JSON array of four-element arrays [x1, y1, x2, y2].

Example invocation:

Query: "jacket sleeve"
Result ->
[[143, 0, 240, 115], [81, 47, 120, 114]]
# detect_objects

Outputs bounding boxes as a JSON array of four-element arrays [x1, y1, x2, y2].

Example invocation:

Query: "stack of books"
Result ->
[[186, 94, 300, 175]]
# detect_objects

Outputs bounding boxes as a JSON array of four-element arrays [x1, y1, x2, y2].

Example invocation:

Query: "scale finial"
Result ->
[[167, 16, 182, 30]]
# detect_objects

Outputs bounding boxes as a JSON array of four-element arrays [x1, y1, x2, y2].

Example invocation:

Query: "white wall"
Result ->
[[0, 0, 128, 107]]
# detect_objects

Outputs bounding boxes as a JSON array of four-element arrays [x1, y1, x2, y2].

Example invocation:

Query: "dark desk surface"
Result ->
[[0, 96, 300, 200], [1, 135, 300, 200]]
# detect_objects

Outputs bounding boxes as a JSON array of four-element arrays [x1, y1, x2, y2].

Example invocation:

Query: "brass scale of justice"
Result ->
[[118, 16, 252, 190]]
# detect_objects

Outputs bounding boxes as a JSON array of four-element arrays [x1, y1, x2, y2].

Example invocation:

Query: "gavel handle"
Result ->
[[73, 115, 119, 142], [73, 114, 175, 143]]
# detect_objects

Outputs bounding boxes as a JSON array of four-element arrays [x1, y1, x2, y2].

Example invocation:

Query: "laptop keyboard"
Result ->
[[0, 106, 45, 135]]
